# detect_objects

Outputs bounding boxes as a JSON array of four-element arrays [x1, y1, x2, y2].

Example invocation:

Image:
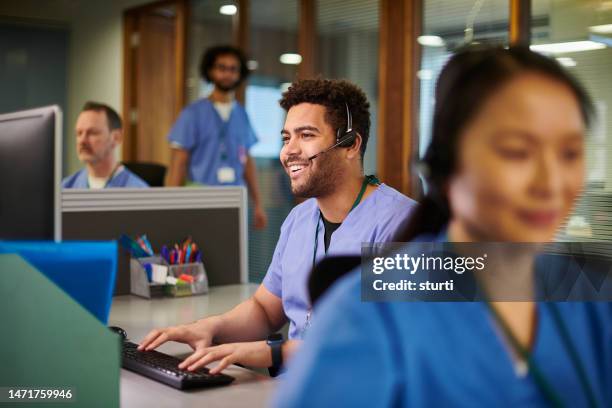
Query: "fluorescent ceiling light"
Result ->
[[417, 35, 445, 47], [247, 60, 258, 70], [279, 53, 302, 65], [280, 82, 292, 93], [556, 57, 577, 67], [530, 40, 606, 54], [219, 5, 237, 15], [589, 24, 612, 34], [417, 69, 433, 80]]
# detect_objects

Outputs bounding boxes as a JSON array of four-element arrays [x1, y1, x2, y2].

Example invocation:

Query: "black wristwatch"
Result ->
[[266, 333, 285, 376]]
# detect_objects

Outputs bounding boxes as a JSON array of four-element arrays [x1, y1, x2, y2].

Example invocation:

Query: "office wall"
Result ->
[[0, 0, 151, 176], [0, 21, 68, 124]]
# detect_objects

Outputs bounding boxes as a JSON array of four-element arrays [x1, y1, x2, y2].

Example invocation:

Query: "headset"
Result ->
[[307, 102, 358, 161]]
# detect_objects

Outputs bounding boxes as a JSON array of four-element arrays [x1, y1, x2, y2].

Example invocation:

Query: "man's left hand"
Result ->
[[178, 341, 272, 375]]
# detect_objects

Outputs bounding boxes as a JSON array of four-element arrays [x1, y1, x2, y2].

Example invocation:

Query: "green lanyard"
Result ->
[[302, 175, 380, 337], [311, 175, 380, 270], [485, 302, 598, 408]]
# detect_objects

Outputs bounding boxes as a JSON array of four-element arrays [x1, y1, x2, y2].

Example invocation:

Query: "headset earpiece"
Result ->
[[336, 128, 357, 147], [336, 102, 357, 148]]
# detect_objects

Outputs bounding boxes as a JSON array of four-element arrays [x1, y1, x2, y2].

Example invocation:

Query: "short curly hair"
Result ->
[[199, 45, 250, 83], [279, 78, 371, 159]]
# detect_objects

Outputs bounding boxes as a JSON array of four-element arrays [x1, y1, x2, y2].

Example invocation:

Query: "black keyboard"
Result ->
[[120, 338, 235, 390]]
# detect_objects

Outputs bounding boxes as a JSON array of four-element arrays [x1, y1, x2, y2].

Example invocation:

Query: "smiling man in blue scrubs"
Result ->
[[272, 48, 612, 407], [166, 45, 267, 229], [62, 101, 148, 189], [139, 78, 417, 376]]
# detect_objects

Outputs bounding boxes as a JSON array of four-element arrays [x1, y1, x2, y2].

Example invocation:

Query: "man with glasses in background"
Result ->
[[166, 45, 267, 229]]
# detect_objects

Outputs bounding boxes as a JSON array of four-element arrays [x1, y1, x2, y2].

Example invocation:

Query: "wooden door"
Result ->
[[123, 0, 186, 168]]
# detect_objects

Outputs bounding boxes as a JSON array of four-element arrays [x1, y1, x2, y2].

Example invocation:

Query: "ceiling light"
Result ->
[[530, 40, 606, 54], [556, 57, 577, 67], [219, 5, 237, 15], [279, 53, 302, 65], [417, 69, 433, 80], [417, 35, 445, 47], [589, 24, 612, 34]]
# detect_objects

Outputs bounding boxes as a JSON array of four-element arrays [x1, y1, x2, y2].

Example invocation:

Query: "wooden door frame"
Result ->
[[122, 0, 187, 162], [377, 0, 533, 197], [377, 0, 422, 197]]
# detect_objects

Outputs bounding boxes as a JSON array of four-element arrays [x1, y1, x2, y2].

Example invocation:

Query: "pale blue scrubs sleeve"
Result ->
[[168, 108, 197, 151], [377, 203, 415, 242], [262, 210, 296, 298], [273, 272, 402, 408], [241, 111, 258, 151]]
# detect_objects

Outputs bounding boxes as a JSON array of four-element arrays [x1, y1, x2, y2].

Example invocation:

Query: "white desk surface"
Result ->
[[109, 284, 278, 408]]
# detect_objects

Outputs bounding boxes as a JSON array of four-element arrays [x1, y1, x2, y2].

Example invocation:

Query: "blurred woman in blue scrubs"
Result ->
[[273, 47, 611, 407]]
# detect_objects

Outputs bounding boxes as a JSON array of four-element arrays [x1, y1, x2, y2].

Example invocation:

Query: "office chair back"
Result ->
[[308, 256, 361, 305], [123, 162, 167, 187]]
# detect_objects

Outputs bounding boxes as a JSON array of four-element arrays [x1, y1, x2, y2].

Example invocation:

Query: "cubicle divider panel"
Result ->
[[61, 187, 248, 295]]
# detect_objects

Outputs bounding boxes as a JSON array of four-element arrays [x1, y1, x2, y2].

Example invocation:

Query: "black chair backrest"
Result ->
[[123, 162, 167, 187], [308, 255, 361, 306]]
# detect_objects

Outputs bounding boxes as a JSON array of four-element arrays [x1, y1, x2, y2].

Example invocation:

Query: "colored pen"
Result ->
[[190, 243, 197, 262], [161, 245, 169, 263], [185, 246, 192, 265], [142, 234, 154, 255], [137, 236, 146, 254]]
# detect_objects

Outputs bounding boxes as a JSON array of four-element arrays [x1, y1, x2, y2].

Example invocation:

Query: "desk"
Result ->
[[109, 284, 277, 407]]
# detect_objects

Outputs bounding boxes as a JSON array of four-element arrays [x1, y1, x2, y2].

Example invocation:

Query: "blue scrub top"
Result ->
[[62, 168, 149, 188], [262, 184, 417, 340], [273, 248, 612, 407], [167, 99, 258, 186]]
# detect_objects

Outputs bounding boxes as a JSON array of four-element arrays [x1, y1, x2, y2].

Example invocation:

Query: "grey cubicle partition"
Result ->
[[61, 187, 248, 295]]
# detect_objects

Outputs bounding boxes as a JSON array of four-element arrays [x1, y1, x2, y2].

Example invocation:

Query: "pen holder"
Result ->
[[130, 256, 209, 299], [166, 262, 209, 297]]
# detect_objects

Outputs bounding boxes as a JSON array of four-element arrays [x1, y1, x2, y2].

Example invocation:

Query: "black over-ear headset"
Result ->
[[307, 102, 357, 161], [336, 102, 357, 147]]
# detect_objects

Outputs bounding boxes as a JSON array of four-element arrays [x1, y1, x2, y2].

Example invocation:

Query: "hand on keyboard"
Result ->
[[122, 337, 234, 389], [139, 320, 215, 354], [179, 341, 273, 374]]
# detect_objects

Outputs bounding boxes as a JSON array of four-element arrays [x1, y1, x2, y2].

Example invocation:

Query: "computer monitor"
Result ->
[[0, 105, 62, 240]]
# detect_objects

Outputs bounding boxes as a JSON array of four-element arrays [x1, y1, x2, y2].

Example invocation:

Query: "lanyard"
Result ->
[[218, 122, 230, 162], [301, 175, 380, 338], [311, 175, 380, 270], [485, 302, 598, 408], [211, 99, 233, 163]]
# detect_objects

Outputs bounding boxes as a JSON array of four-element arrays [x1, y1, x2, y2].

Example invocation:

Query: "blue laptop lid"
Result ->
[[0, 241, 117, 324]]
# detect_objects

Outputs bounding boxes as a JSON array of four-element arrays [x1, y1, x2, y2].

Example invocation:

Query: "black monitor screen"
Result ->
[[0, 106, 60, 240]]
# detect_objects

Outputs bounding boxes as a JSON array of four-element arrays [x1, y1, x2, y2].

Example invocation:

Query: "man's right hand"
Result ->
[[138, 320, 215, 352]]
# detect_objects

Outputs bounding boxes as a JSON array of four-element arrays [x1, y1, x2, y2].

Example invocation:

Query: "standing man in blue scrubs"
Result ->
[[62, 101, 148, 189], [166, 45, 267, 229], [139, 78, 417, 375]]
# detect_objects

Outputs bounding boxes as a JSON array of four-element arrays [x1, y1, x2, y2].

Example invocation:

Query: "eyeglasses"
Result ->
[[213, 63, 240, 73]]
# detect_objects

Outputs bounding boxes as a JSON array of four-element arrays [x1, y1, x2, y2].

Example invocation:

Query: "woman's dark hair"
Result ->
[[398, 46, 594, 242], [199, 45, 250, 83]]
